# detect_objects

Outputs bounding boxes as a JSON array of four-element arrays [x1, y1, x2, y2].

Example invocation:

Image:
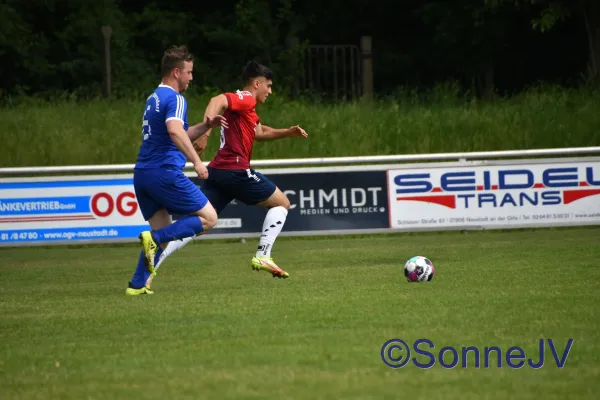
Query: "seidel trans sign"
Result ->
[[387, 162, 600, 229]]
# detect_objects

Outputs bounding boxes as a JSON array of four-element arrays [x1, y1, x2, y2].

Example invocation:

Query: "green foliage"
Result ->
[[485, 0, 599, 84], [0, 0, 55, 96], [200, 0, 304, 91], [0, 0, 302, 99], [0, 86, 598, 168], [0, 0, 596, 101], [484, 0, 577, 32], [531, 2, 572, 31], [418, 1, 515, 86]]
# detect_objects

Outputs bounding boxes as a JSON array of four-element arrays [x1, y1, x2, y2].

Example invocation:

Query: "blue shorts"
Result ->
[[201, 167, 277, 214], [133, 168, 209, 220]]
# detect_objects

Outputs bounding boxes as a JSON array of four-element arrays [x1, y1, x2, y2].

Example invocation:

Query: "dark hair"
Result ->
[[161, 45, 193, 77], [242, 60, 273, 84]]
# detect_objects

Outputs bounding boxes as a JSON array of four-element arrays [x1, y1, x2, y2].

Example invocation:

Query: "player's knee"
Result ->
[[202, 210, 218, 231], [279, 195, 291, 210], [272, 189, 290, 210]]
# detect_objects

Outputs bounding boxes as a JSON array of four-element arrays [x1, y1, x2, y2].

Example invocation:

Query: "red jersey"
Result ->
[[208, 90, 259, 170]]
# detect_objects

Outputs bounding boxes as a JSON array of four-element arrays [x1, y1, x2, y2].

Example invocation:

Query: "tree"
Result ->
[[485, 0, 600, 83], [199, 0, 303, 91], [417, 0, 523, 98]]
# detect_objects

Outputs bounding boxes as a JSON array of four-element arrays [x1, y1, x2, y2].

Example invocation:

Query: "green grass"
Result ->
[[1, 86, 599, 168], [1, 227, 599, 399]]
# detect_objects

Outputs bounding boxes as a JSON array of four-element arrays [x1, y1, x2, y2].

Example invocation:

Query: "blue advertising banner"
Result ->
[[0, 176, 148, 246], [189, 169, 390, 235], [3, 158, 597, 246], [0, 169, 391, 246]]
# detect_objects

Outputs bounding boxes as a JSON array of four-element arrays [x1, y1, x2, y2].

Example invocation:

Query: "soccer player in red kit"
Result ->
[[151, 60, 307, 280]]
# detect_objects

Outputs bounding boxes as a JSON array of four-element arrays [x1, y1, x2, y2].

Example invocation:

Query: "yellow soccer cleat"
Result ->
[[125, 282, 154, 296], [138, 231, 158, 276], [251, 256, 289, 279]]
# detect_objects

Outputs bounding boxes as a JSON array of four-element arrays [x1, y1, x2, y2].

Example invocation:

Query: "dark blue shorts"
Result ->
[[133, 168, 209, 220], [201, 167, 277, 214]]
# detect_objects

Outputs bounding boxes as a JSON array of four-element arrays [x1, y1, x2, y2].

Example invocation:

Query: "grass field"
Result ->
[[1, 227, 599, 399], [1, 86, 599, 168]]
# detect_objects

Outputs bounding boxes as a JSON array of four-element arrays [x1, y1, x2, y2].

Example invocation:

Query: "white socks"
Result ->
[[153, 206, 289, 270], [256, 206, 288, 258], [155, 236, 193, 270]]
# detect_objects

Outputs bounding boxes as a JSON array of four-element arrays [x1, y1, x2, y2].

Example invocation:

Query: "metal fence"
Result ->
[[2, 146, 600, 175], [300, 44, 362, 100]]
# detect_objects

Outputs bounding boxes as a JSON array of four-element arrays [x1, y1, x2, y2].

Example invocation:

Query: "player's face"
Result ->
[[255, 77, 273, 104], [175, 61, 194, 93]]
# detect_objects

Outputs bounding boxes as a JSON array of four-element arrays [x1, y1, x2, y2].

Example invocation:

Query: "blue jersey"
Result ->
[[135, 84, 189, 170]]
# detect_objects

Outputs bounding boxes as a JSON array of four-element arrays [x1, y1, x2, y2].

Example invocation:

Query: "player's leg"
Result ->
[[143, 203, 217, 290], [126, 170, 170, 295], [151, 181, 233, 276], [153, 236, 193, 272], [252, 187, 290, 278], [138, 170, 218, 275], [126, 208, 171, 295], [140, 204, 216, 268], [235, 169, 291, 278], [255, 187, 290, 258]]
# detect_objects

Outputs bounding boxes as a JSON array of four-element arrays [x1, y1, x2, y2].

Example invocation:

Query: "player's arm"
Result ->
[[166, 120, 204, 165], [204, 94, 229, 121], [164, 96, 203, 165], [255, 124, 308, 142], [192, 94, 229, 154], [187, 115, 228, 142]]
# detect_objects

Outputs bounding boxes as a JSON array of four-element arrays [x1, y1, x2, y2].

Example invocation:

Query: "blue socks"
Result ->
[[152, 216, 204, 244], [131, 247, 164, 288], [130, 217, 203, 288]]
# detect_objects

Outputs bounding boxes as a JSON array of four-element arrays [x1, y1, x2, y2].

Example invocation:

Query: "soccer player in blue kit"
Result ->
[[125, 46, 227, 296]]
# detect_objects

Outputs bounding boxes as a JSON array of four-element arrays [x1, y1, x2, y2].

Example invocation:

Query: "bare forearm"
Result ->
[[187, 122, 211, 142], [170, 129, 203, 164], [256, 125, 291, 141]]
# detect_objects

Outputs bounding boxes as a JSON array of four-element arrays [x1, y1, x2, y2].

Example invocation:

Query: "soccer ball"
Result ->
[[404, 256, 435, 282]]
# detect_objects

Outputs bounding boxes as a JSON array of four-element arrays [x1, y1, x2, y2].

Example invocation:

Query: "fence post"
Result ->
[[101, 26, 112, 99], [360, 36, 373, 100]]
